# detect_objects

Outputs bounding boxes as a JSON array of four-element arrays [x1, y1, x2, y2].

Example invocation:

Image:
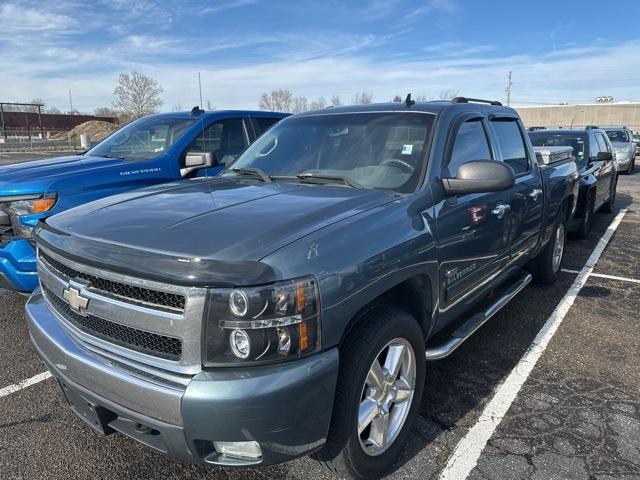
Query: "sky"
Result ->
[[1, 0, 640, 113]]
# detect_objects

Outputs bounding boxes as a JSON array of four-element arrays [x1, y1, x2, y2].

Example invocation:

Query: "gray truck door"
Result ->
[[436, 115, 511, 310], [489, 116, 543, 262]]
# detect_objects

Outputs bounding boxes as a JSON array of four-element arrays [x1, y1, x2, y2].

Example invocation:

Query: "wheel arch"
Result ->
[[339, 274, 434, 348]]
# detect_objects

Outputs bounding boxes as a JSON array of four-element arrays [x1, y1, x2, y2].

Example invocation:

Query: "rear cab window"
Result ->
[[529, 132, 587, 163]]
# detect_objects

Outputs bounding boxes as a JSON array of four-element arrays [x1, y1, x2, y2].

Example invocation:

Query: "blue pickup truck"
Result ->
[[0, 109, 287, 292], [28, 97, 579, 479]]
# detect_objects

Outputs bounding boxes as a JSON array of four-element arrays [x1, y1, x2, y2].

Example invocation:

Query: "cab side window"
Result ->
[[190, 119, 249, 163], [448, 120, 492, 175], [491, 120, 529, 175], [589, 135, 601, 158], [595, 133, 611, 154], [252, 117, 280, 138]]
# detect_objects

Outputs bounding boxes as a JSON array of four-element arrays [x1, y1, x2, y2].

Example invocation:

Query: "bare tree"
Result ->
[[392, 95, 402, 102], [292, 96, 308, 113], [259, 89, 294, 112], [415, 90, 459, 102], [330, 94, 342, 107], [25, 98, 45, 112], [94, 106, 119, 117], [309, 96, 327, 110], [352, 92, 373, 104], [436, 89, 458, 100], [46, 106, 61, 114], [113, 72, 163, 118]]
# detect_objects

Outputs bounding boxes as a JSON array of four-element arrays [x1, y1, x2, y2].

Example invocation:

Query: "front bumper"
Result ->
[[26, 290, 340, 466], [0, 239, 38, 292]]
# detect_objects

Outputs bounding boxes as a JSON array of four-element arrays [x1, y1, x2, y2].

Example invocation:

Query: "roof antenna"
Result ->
[[191, 105, 202, 115], [404, 93, 415, 107]]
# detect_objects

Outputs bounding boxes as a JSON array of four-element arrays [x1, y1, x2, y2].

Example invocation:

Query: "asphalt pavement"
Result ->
[[0, 153, 638, 480]]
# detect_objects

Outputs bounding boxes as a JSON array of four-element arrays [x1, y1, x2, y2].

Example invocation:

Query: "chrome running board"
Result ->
[[425, 271, 532, 361]]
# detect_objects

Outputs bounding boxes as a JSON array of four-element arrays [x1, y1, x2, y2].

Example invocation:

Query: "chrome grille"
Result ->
[[36, 246, 207, 374], [40, 251, 186, 312], [43, 285, 182, 360]]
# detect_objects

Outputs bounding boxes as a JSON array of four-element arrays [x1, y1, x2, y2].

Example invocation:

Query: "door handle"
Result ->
[[528, 189, 543, 201], [491, 203, 510, 219]]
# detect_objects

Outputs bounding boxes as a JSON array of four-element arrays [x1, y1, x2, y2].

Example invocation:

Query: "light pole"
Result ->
[[198, 73, 203, 109]]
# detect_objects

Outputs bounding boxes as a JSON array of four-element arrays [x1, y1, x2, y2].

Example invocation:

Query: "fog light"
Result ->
[[229, 329, 250, 359], [213, 440, 262, 461]]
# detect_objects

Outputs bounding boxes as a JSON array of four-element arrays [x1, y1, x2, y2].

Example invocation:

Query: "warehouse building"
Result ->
[[515, 102, 640, 133]]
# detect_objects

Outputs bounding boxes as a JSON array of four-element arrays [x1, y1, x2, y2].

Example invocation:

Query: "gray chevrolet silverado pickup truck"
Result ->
[[27, 97, 578, 479]]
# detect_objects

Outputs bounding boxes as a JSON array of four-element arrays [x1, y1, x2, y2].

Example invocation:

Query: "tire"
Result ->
[[570, 191, 594, 240], [527, 212, 567, 284], [600, 176, 617, 213], [313, 306, 426, 479], [627, 156, 635, 175]]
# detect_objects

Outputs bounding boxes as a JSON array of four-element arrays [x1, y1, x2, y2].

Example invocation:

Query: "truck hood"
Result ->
[[0, 155, 125, 195], [46, 177, 396, 263]]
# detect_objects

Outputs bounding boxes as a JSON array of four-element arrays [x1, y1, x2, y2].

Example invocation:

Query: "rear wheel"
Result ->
[[314, 307, 425, 479], [527, 213, 567, 284], [571, 192, 594, 240]]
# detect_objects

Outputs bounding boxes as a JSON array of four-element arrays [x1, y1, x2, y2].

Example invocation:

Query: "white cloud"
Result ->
[[0, 2, 77, 34], [199, 0, 256, 15]]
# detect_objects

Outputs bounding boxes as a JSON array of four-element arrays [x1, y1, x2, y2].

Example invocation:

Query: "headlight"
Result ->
[[204, 276, 321, 365], [1, 193, 58, 238]]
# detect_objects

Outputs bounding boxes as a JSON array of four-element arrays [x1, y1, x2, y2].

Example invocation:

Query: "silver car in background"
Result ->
[[633, 133, 640, 157], [605, 127, 635, 174]]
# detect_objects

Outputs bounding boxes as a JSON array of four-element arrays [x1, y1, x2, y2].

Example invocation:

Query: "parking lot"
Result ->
[[0, 154, 638, 480]]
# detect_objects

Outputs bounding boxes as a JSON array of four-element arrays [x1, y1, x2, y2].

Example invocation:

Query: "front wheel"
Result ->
[[627, 156, 635, 175], [527, 214, 567, 284], [314, 307, 425, 479]]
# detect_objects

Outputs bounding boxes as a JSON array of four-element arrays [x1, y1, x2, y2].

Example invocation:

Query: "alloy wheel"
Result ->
[[358, 338, 416, 456], [552, 223, 565, 273]]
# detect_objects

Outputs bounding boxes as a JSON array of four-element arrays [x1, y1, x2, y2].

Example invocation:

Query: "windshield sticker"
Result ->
[[401, 144, 413, 155], [120, 167, 162, 176]]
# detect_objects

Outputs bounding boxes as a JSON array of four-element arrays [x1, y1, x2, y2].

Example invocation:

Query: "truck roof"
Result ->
[[148, 109, 288, 120], [294, 99, 518, 117]]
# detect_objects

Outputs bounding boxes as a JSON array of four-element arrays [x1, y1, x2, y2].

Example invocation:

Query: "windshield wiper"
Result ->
[[228, 167, 272, 183], [296, 172, 362, 188], [100, 154, 126, 160]]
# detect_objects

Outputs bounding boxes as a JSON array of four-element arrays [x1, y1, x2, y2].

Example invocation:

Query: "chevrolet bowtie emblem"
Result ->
[[63, 286, 89, 313]]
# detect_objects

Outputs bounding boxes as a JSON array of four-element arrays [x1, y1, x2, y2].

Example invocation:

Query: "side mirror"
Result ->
[[442, 160, 516, 196], [185, 151, 218, 168], [596, 151, 612, 161]]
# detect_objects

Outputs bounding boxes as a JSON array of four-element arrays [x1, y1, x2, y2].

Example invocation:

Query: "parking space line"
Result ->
[[562, 268, 640, 284], [0, 372, 52, 399], [440, 208, 628, 480]]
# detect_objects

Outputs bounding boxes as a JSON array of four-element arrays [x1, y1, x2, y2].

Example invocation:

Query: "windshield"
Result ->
[[88, 116, 196, 161], [605, 130, 629, 143], [529, 133, 587, 161], [227, 112, 434, 193]]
